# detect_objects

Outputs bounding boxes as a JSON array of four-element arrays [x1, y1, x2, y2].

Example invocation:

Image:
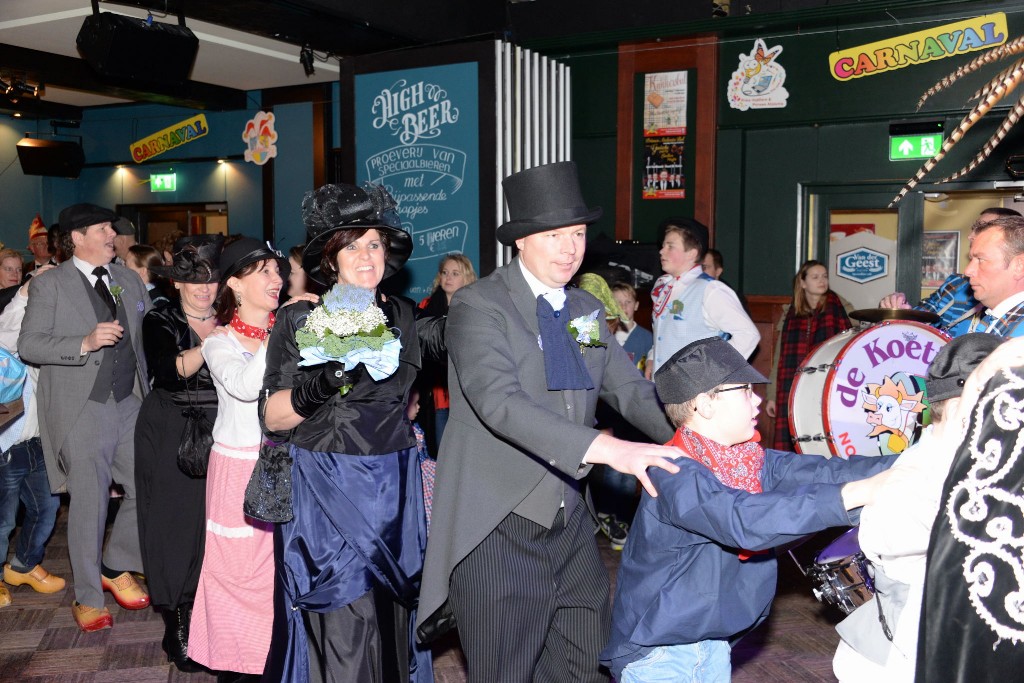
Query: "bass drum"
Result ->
[[788, 320, 949, 458]]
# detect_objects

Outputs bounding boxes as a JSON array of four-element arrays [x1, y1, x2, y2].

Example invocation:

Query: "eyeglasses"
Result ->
[[712, 383, 753, 398], [0, 266, 21, 275]]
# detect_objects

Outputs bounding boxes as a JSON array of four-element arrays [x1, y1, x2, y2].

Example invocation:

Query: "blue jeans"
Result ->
[[620, 640, 731, 683], [435, 407, 450, 449], [0, 437, 60, 569]]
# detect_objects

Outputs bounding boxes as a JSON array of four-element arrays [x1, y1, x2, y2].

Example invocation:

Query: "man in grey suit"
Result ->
[[19, 204, 151, 632], [417, 162, 682, 682]]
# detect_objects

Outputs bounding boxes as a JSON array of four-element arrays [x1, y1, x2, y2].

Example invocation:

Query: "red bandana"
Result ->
[[667, 427, 766, 560], [230, 312, 276, 341]]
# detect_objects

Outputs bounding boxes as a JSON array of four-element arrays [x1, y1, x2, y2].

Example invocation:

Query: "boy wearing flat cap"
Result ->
[[602, 337, 896, 682]]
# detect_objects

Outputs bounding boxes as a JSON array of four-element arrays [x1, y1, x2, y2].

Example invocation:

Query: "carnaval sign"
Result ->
[[130, 114, 208, 163], [829, 13, 1007, 81]]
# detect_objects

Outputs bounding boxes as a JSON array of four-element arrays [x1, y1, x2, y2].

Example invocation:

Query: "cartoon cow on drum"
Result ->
[[861, 373, 926, 455]]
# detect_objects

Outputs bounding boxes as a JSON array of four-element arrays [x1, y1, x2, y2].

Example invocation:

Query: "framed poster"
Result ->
[[616, 36, 718, 242], [921, 231, 960, 289], [342, 42, 498, 298], [641, 71, 687, 201]]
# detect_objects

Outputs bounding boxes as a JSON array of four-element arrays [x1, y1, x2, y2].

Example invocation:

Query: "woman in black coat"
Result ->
[[134, 235, 223, 673]]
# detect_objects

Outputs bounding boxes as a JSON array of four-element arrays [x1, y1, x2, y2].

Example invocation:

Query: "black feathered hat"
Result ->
[[300, 182, 412, 285], [150, 234, 224, 284]]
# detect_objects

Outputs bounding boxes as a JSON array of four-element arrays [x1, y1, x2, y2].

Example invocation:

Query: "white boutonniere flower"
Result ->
[[567, 310, 607, 351]]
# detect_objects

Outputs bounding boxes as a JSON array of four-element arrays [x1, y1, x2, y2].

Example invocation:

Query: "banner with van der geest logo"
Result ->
[[354, 63, 480, 300], [836, 247, 888, 284]]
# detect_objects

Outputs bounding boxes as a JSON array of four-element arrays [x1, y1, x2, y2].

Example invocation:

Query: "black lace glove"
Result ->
[[290, 361, 352, 418]]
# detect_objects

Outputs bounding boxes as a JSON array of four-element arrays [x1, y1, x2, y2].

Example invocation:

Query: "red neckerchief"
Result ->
[[667, 427, 766, 560]]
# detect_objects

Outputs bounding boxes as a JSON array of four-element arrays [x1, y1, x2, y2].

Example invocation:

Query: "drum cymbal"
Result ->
[[849, 308, 941, 324]]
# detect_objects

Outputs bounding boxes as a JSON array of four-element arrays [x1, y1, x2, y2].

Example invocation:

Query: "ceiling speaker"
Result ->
[[77, 13, 199, 85]]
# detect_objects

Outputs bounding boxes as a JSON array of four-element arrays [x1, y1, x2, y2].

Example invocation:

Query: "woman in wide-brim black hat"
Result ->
[[134, 233, 224, 673], [187, 236, 293, 681], [260, 181, 443, 682]]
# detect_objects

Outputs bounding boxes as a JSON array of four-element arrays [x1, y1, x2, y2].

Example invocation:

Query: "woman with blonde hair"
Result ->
[[417, 253, 476, 451], [766, 260, 852, 451]]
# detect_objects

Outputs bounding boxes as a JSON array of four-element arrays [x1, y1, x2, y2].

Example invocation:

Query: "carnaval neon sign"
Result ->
[[130, 114, 209, 163], [829, 14, 1007, 82]]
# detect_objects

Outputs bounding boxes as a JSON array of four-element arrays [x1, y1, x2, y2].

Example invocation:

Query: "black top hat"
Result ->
[[219, 237, 289, 284], [658, 217, 709, 258], [150, 234, 225, 284], [497, 161, 602, 246], [58, 203, 118, 233], [655, 337, 768, 404], [300, 182, 412, 286], [926, 333, 1002, 403]]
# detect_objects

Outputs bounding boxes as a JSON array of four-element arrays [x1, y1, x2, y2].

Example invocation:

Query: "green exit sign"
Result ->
[[150, 173, 177, 192], [889, 134, 943, 161]]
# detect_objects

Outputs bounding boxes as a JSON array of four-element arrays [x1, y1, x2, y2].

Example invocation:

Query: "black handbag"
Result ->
[[177, 369, 214, 477], [243, 438, 294, 523]]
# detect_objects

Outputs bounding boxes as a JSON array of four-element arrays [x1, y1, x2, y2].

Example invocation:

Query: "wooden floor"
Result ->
[[1, 501, 847, 682]]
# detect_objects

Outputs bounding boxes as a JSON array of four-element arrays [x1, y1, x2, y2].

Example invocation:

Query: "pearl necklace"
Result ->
[[230, 311, 275, 340]]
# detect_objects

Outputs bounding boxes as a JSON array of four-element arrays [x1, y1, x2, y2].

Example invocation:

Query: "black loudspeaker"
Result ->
[[76, 13, 198, 84], [16, 138, 85, 179]]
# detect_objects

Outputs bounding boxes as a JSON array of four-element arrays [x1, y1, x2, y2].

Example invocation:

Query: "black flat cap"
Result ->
[[925, 333, 1002, 403], [58, 203, 118, 232], [658, 217, 709, 257], [655, 337, 768, 404]]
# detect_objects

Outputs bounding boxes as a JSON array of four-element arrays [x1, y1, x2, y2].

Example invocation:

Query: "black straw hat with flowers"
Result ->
[[218, 236, 290, 283], [497, 161, 602, 246], [150, 234, 225, 284], [301, 182, 412, 286]]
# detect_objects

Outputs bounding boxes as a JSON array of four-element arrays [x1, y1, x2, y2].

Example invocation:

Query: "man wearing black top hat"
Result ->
[[418, 162, 680, 681], [18, 203, 151, 633]]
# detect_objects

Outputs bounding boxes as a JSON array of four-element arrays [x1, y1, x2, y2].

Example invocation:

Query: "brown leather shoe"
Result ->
[[0, 584, 10, 608], [101, 571, 150, 610], [72, 602, 113, 632], [3, 564, 66, 594]]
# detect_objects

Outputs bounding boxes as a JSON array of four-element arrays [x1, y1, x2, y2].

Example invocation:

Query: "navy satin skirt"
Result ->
[[273, 445, 432, 683]]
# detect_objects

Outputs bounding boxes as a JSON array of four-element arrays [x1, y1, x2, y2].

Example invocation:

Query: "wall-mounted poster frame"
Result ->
[[616, 36, 718, 242], [340, 41, 498, 298]]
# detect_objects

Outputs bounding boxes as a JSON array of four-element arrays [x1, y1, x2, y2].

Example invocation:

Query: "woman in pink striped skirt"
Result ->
[[189, 238, 290, 683]]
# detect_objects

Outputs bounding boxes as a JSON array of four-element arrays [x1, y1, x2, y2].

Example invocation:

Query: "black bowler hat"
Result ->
[[113, 216, 136, 236], [300, 182, 412, 285], [658, 217, 709, 257], [58, 203, 118, 232], [150, 234, 225, 284], [497, 161, 602, 246], [925, 333, 1002, 403], [219, 237, 289, 283], [655, 337, 768, 404]]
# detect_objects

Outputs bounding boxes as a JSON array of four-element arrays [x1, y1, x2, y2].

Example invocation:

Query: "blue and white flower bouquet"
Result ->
[[295, 284, 402, 393]]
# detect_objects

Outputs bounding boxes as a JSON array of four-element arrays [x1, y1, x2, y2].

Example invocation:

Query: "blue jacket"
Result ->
[[601, 449, 895, 678]]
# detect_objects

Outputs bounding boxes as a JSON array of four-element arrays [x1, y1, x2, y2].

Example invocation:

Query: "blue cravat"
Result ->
[[537, 295, 593, 391]]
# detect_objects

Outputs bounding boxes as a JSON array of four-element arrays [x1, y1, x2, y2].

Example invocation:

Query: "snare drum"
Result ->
[[807, 528, 873, 615], [788, 321, 949, 457]]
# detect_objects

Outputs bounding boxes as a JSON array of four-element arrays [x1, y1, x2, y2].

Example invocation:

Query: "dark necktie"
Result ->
[[92, 266, 116, 318], [536, 294, 594, 391]]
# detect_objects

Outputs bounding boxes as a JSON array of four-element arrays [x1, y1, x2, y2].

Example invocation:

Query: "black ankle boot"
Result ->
[[163, 604, 205, 673], [216, 672, 262, 683]]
